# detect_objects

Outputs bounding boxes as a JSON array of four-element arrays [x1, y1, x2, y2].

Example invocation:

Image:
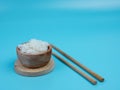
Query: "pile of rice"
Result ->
[[18, 39, 49, 54]]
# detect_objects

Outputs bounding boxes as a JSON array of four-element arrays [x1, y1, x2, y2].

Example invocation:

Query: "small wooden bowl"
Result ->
[[16, 45, 52, 68]]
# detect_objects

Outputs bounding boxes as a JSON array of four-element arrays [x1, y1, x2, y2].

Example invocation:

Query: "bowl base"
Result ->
[[14, 58, 54, 77]]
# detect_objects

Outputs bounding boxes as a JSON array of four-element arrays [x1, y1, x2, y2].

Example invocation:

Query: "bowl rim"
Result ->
[[16, 44, 52, 56]]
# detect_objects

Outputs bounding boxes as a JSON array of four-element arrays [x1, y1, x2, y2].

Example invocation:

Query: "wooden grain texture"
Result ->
[[16, 45, 52, 68], [14, 58, 54, 77], [51, 44, 104, 82]]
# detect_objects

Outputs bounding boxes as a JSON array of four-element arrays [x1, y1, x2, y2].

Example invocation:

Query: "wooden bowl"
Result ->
[[16, 45, 52, 68]]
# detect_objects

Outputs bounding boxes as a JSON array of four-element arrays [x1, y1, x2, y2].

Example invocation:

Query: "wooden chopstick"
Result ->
[[51, 44, 104, 82], [52, 52, 97, 85]]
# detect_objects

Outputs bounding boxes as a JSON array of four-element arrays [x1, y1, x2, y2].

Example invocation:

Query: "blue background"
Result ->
[[0, 0, 120, 90]]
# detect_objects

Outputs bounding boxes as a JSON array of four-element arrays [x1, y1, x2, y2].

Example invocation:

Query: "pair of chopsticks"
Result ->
[[51, 44, 104, 85]]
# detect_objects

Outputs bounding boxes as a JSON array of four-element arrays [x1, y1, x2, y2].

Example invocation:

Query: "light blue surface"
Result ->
[[0, 0, 120, 90]]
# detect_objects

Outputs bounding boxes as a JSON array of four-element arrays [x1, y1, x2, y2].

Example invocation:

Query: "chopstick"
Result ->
[[51, 44, 104, 82], [52, 52, 97, 85]]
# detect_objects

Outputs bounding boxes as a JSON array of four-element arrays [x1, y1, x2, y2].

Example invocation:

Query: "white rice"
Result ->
[[18, 39, 49, 54]]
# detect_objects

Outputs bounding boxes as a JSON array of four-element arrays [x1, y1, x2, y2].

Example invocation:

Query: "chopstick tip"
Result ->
[[93, 81, 97, 85], [100, 78, 104, 82]]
